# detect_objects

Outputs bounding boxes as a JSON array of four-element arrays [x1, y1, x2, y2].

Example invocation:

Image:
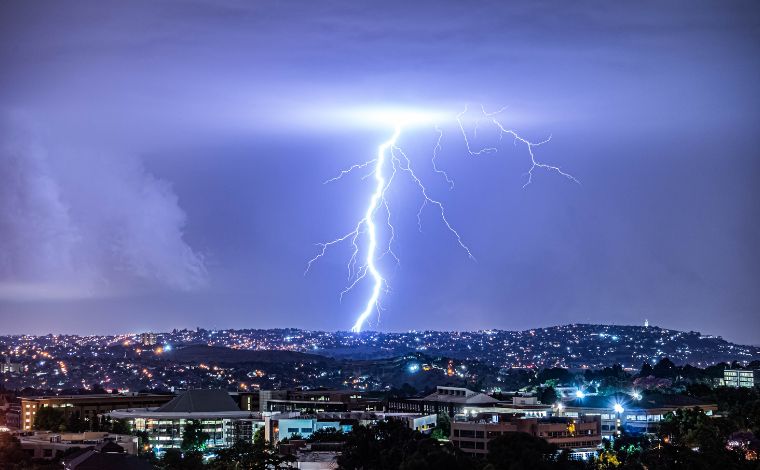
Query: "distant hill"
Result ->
[[163, 345, 331, 365], [295, 324, 760, 367]]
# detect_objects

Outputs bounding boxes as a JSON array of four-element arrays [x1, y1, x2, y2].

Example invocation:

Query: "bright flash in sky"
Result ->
[[306, 104, 578, 332]]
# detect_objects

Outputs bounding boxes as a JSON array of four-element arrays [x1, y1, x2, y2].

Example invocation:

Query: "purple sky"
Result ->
[[1, 1, 759, 343]]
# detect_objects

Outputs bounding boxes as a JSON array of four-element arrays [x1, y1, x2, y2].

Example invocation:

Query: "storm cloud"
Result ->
[[0, 116, 206, 301]]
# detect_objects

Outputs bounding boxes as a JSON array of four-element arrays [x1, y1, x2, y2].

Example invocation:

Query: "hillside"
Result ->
[[163, 345, 332, 365]]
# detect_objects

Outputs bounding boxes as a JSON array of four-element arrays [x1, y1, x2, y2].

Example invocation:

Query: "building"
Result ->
[[259, 389, 383, 413], [231, 391, 259, 411], [724, 369, 760, 388], [387, 386, 499, 417], [108, 389, 264, 452], [140, 333, 157, 346], [20, 393, 174, 431], [279, 441, 341, 470], [559, 394, 718, 437], [457, 396, 553, 420], [62, 440, 152, 470], [266, 411, 436, 443], [17, 431, 138, 460], [5, 403, 22, 430], [1, 356, 22, 374], [450, 413, 602, 460], [292, 450, 339, 470]]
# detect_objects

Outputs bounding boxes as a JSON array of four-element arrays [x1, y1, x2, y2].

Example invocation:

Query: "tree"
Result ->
[[537, 368, 573, 386], [398, 438, 477, 470], [431, 413, 451, 440], [638, 362, 655, 378], [0, 433, 32, 470], [181, 419, 210, 452], [538, 387, 558, 405], [281, 433, 303, 443], [307, 428, 345, 442], [110, 418, 129, 435], [89, 415, 102, 432], [253, 426, 265, 445], [209, 439, 296, 470], [66, 411, 85, 432], [134, 430, 151, 455], [33, 406, 65, 431], [486, 432, 559, 470], [338, 420, 473, 470], [660, 408, 729, 450], [595, 449, 620, 469], [652, 358, 678, 379], [638, 445, 710, 470], [337, 420, 422, 470], [157, 448, 205, 470]]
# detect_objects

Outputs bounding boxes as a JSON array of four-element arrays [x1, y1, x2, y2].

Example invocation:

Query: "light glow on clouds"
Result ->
[[287, 105, 459, 132], [0, 117, 207, 301]]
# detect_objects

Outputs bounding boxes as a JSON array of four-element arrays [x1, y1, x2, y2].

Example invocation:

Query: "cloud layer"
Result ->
[[0, 116, 206, 300]]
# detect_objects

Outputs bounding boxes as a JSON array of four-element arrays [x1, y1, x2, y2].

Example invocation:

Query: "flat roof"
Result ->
[[564, 394, 716, 411], [22, 394, 172, 401], [108, 409, 260, 419]]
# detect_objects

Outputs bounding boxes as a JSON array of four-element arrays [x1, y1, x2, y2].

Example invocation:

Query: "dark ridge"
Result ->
[[163, 344, 332, 364]]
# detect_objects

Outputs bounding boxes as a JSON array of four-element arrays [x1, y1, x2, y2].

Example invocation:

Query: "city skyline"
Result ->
[[1, 1, 759, 343]]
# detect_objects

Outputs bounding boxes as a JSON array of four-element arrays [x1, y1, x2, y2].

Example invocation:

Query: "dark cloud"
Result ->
[[0, 115, 206, 300]]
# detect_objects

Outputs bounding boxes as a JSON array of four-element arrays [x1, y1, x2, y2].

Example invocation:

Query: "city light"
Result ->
[[575, 390, 586, 399], [613, 403, 625, 414]]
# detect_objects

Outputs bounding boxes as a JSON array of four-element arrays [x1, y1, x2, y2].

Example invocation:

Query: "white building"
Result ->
[[266, 411, 436, 443], [724, 369, 760, 388], [107, 389, 264, 453]]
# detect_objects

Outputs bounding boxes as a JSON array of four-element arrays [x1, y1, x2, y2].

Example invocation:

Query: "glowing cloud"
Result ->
[[306, 105, 577, 332]]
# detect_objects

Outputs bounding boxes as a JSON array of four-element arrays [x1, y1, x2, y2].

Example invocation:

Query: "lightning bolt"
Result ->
[[306, 105, 578, 333]]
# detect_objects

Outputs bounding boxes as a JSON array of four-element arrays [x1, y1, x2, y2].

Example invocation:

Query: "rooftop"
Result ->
[[415, 386, 498, 405], [565, 394, 716, 411], [156, 389, 240, 413]]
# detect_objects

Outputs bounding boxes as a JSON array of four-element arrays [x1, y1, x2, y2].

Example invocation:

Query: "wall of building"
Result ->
[[450, 416, 601, 456], [20, 394, 173, 430]]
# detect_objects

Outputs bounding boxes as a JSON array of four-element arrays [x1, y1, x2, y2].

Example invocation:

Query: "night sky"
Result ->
[[1, 1, 759, 343]]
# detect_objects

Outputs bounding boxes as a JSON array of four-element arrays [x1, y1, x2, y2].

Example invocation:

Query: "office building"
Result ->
[[724, 369, 760, 388], [20, 393, 174, 431], [108, 389, 264, 452], [1, 356, 22, 374], [387, 386, 499, 417], [450, 412, 601, 460], [140, 333, 157, 346], [265, 411, 436, 443], [559, 394, 717, 437], [259, 389, 383, 413]]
